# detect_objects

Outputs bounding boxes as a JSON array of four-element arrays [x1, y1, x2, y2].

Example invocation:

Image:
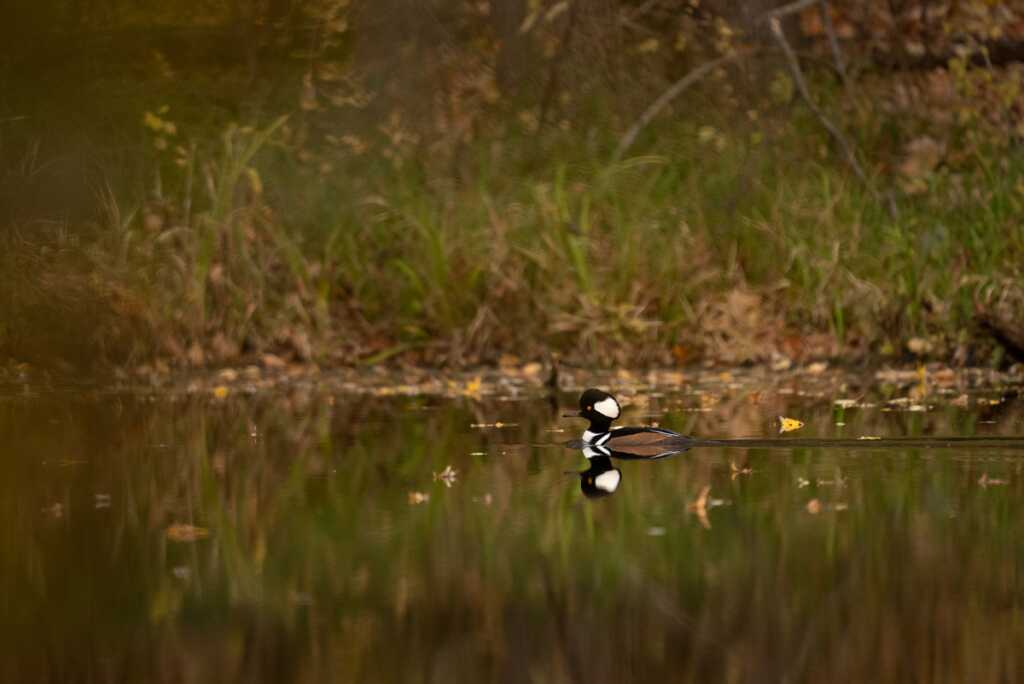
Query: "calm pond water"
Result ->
[[4, 369, 1024, 682]]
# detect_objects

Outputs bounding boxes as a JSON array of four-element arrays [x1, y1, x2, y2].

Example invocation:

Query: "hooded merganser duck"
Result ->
[[567, 388, 693, 458]]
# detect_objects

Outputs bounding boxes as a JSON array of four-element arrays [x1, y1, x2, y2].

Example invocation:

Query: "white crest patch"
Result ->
[[593, 396, 620, 419], [594, 470, 621, 493]]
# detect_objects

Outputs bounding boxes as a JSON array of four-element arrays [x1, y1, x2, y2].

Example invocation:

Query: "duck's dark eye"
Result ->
[[587, 405, 592, 411]]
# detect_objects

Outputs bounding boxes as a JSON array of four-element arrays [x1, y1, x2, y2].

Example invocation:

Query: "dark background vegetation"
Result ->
[[3, 0, 1024, 373]]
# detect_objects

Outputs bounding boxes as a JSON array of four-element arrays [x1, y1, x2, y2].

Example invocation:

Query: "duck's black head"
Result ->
[[572, 388, 621, 432]]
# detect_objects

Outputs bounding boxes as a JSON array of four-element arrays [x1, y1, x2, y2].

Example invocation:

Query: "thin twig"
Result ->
[[818, 0, 849, 87], [769, 16, 897, 218], [621, 0, 664, 23], [538, 0, 579, 131], [762, 0, 819, 21], [613, 49, 752, 162]]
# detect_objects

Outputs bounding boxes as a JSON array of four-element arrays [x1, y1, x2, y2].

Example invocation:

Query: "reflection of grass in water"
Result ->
[[3, 394, 1024, 680]]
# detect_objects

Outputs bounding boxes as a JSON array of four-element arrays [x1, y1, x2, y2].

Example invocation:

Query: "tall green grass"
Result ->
[[4, 105, 1024, 370]]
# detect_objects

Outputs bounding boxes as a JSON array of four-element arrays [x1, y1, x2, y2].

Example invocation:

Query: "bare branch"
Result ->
[[819, 0, 849, 87], [614, 49, 752, 162], [768, 17, 896, 217], [762, 0, 820, 21], [538, 0, 579, 131]]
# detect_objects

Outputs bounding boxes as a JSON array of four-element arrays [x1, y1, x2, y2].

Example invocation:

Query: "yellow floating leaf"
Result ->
[[212, 385, 229, 399], [464, 376, 482, 398], [166, 524, 209, 542], [778, 416, 805, 433]]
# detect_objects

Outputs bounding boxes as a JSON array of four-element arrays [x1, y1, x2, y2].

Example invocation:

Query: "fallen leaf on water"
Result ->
[[806, 361, 828, 374], [875, 369, 919, 383], [408, 491, 430, 505], [806, 499, 822, 514], [978, 473, 1008, 487], [212, 385, 229, 399], [817, 474, 846, 488], [521, 362, 543, 378], [730, 461, 752, 479], [166, 524, 209, 542], [700, 393, 720, 409], [778, 416, 805, 433], [464, 376, 482, 398], [433, 465, 458, 487], [688, 485, 711, 529]]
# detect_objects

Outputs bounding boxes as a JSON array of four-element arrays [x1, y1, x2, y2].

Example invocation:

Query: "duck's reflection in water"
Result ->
[[576, 443, 691, 498]]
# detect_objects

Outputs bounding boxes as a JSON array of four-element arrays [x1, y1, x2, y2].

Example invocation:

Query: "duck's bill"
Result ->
[[562, 411, 582, 418]]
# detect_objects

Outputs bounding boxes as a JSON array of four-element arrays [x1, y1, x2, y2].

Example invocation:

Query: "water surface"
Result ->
[[3, 372, 1024, 682]]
